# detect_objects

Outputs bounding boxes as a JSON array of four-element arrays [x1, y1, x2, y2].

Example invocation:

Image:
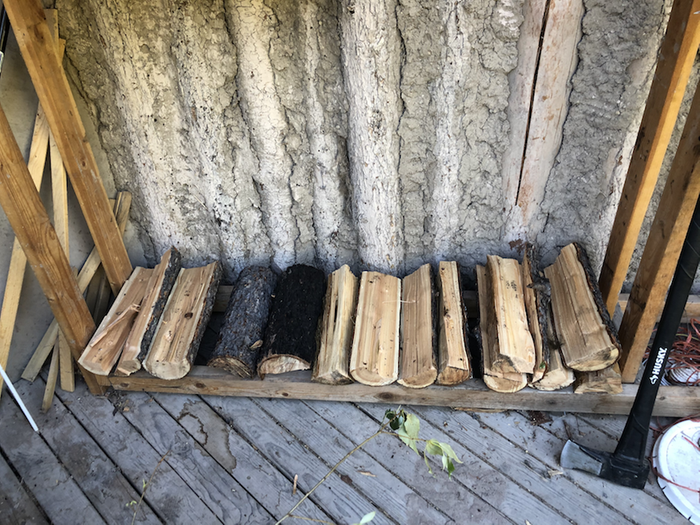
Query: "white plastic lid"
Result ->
[[652, 419, 700, 524]]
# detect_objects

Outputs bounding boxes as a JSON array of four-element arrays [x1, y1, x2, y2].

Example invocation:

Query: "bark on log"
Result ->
[[258, 265, 326, 377], [522, 244, 549, 384], [436, 261, 471, 386], [545, 243, 620, 371], [207, 266, 277, 378], [144, 262, 221, 380], [398, 264, 437, 388], [116, 247, 182, 376], [531, 303, 574, 391], [313, 265, 358, 385]]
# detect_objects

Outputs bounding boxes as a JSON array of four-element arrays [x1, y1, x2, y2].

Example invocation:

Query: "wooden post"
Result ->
[[0, 108, 49, 397], [3, 0, 132, 294], [617, 82, 700, 383], [0, 102, 102, 393], [599, 0, 700, 313]]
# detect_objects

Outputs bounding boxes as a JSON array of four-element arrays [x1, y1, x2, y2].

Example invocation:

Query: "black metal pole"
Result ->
[[613, 194, 700, 468]]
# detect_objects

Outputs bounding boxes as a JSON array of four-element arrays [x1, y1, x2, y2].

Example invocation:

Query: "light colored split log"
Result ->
[[21, 194, 131, 383], [574, 364, 623, 394], [208, 266, 277, 378], [530, 304, 574, 391], [476, 265, 527, 393], [398, 264, 437, 389], [349, 272, 401, 386], [313, 265, 358, 385], [436, 261, 471, 386], [488, 256, 535, 374], [116, 247, 182, 376], [258, 266, 326, 377], [144, 262, 221, 380], [522, 245, 547, 384], [545, 243, 620, 371], [79, 267, 153, 375]]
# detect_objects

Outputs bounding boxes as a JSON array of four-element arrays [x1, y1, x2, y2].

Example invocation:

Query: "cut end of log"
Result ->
[[483, 373, 527, 393], [207, 356, 254, 378], [258, 355, 310, 378], [397, 368, 438, 389], [436, 365, 471, 386]]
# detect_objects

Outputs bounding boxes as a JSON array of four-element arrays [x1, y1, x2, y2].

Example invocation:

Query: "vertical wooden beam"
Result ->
[[516, 0, 583, 235], [0, 102, 102, 392], [599, 0, 700, 314], [618, 82, 700, 382], [0, 108, 49, 397], [3, 0, 132, 294]]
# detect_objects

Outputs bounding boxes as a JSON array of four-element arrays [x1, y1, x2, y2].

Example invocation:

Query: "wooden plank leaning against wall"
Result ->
[[599, 0, 700, 315], [3, 0, 132, 294]]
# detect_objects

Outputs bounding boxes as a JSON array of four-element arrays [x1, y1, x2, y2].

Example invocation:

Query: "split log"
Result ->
[[574, 363, 623, 394], [116, 247, 182, 376], [436, 261, 471, 386], [530, 303, 574, 391], [313, 265, 358, 385], [349, 271, 402, 386], [144, 262, 221, 380], [488, 255, 536, 374], [522, 244, 549, 384], [258, 265, 326, 377], [207, 266, 277, 378], [398, 264, 437, 388], [476, 265, 527, 393], [78, 267, 153, 375], [545, 243, 620, 371]]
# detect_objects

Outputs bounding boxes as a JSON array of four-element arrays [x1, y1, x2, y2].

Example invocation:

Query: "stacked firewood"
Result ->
[[78, 247, 222, 380], [477, 243, 622, 394], [79, 242, 621, 394]]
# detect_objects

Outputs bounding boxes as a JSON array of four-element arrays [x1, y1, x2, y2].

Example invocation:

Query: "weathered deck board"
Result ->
[[413, 405, 634, 524], [0, 393, 106, 525], [473, 409, 685, 524], [153, 392, 332, 523], [116, 391, 272, 524], [207, 396, 393, 524], [53, 383, 222, 524], [254, 396, 453, 524], [15, 379, 160, 524], [0, 453, 48, 525], [308, 400, 570, 525]]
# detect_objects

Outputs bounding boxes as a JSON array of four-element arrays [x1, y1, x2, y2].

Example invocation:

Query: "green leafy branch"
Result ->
[[275, 408, 461, 525]]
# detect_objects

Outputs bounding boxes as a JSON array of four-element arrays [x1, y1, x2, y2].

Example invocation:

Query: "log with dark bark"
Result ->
[[313, 265, 358, 385], [399, 264, 437, 388], [258, 265, 326, 377], [143, 261, 221, 380], [116, 247, 181, 376], [522, 244, 549, 384], [545, 243, 620, 371], [436, 261, 471, 386], [207, 266, 277, 378]]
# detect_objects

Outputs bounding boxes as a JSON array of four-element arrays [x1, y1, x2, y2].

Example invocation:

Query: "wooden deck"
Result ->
[[0, 376, 690, 525]]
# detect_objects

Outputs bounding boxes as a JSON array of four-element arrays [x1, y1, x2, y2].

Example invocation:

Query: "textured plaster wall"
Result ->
[[2, 0, 681, 291]]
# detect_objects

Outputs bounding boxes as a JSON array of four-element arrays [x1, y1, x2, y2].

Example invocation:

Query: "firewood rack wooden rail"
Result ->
[[1, 0, 700, 416]]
